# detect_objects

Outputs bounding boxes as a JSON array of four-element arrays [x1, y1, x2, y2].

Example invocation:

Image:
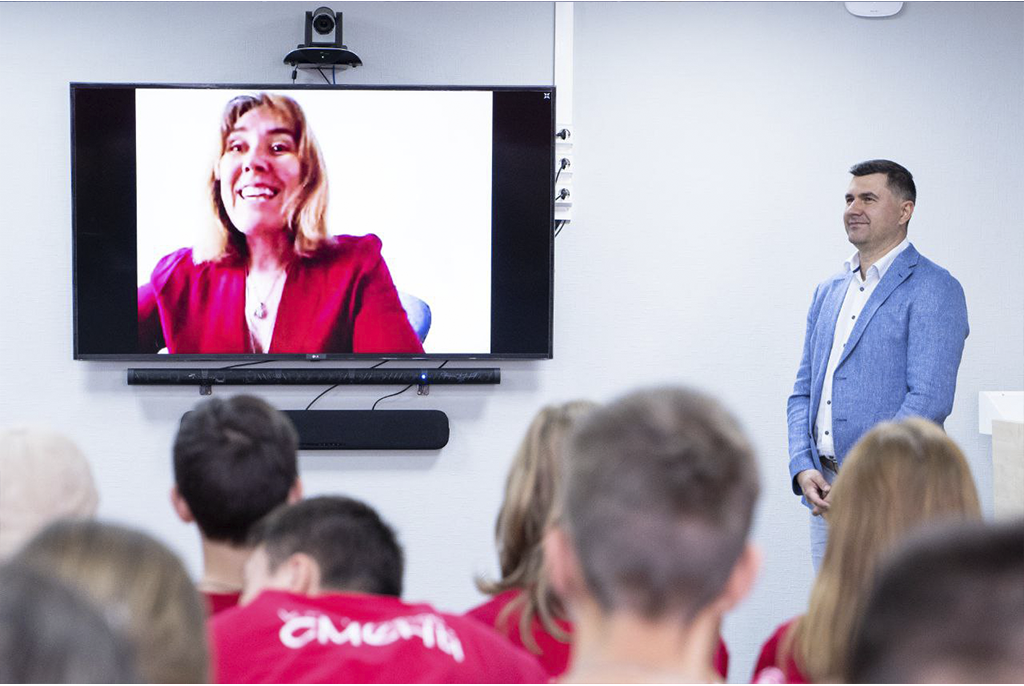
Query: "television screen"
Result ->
[[72, 84, 554, 360]]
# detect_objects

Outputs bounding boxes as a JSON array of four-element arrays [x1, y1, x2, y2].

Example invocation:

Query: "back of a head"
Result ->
[[848, 519, 1024, 683], [0, 562, 137, 684], [174, 394, 299, 545], [250, 495, 404, 597], [491, 400, 599, 588], [14, 520, 209, 684], [797, 418, 982, 681], [562, 386, 759, 620], [824, 418, 981, 585], [0, 427, 98, 559], [478, 400, 598, 652]]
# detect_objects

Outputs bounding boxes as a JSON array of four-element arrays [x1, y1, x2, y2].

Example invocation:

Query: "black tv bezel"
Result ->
[[71, 83, 555, 362]]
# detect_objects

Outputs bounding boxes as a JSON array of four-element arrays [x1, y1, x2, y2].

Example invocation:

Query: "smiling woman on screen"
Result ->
[[137, 93, 423, 355]]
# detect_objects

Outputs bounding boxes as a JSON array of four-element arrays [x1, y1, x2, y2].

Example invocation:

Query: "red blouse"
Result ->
[[138, 234, 423, 354]]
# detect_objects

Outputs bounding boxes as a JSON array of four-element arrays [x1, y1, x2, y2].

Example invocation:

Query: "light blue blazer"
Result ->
[[786, 243, 969, 496]]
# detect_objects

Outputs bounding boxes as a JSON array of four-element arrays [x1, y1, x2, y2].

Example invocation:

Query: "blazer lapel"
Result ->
[[837, 244, 919, 368], [810, 273, 853, 420]]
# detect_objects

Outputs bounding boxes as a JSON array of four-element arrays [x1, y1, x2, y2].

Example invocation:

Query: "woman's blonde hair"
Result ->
[[15, 521, 209, 684], [477, 400, 598, 654], [195, 92, 330, 263], [789, 418, 981, 682]]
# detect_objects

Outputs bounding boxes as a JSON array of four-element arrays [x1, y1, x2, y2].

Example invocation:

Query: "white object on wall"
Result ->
[[992, 420, 1024, 519], [845, 2, 904, 18], [554, 2, 573, 223], [978, 391, 1024, 435]]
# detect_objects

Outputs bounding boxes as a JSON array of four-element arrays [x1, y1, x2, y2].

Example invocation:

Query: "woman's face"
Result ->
[[218, 106, 303, 237]]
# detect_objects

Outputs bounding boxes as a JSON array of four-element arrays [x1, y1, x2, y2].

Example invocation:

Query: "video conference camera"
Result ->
[[284, 6, 362, 69]]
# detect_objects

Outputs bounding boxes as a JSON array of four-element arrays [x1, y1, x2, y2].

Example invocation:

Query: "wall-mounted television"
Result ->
[[72, 84, 554, 361]]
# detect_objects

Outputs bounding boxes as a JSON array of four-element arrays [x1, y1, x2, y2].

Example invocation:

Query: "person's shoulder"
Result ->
[[901, 245, 965, 302], [465, 589, 518, 625], [210, 590, 309, 630], [322, 233, 384, 256], [817, 268, 849, 290], [441, 607, 546, 671], [907, 245, 959, 281], [150, 246, 193, 278]]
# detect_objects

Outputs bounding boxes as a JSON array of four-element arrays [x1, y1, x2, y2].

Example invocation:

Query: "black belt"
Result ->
[[820, 455, 839, 472]]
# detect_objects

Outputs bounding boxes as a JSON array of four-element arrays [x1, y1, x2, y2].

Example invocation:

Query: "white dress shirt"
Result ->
[[814, 237, 910, 458]]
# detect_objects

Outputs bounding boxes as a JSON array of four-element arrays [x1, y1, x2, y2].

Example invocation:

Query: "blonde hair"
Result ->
[[0, 427, 98, 559], [15, 521, 209, 684], [789, 418, 981, 682], [195, 92, 330, 263], [477, 400, 598, 653]]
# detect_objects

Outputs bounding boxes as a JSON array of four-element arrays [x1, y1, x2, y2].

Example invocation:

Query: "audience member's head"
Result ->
[[242, 495, 404, 603], [477, 400, 598, 650], [848, 518, 1024, 684], [791, 418, 982, 682], [14, 520, 209, 684], [0, 427, 98, 559], [172, 394, 301, 546], [0, 562, 137, 684], [545, 387, 760, 681]]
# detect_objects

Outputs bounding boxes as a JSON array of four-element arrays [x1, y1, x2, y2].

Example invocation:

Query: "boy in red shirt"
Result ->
[[543, 387, 761, 683], [210, 496, 546, 683], [171, 395, 302, 615]]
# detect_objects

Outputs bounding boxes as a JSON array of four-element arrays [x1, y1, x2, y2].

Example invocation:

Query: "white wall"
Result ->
[[1, 2, 1021, 682]]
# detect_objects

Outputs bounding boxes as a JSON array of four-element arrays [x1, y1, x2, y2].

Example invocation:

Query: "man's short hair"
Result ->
[[849, 159, 917, 203], [847, 519, 1024, 683], [249, 496, 404, 597], [561, 386, 759, 620], [173, 395, 298, 545]]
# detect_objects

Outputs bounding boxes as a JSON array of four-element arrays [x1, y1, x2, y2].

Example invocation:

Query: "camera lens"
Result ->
[[312, 8, 335, 35]]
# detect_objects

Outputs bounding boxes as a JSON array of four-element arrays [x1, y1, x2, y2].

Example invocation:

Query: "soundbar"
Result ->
[[178, 409, 450, 450], [128, 367, 500, 387], [283, 410, 449, 450]]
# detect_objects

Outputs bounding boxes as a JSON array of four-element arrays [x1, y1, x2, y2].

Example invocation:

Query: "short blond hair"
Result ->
[[0, 427, 98, 559], [790, 418, 981, 682], [195, 92, 330, 263], [16, 521, 209, 684]]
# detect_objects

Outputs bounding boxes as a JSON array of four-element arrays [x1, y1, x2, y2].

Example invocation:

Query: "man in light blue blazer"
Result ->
[[787, 160, 969, 570]]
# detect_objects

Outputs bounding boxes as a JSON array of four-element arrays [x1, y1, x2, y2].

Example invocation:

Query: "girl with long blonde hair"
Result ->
[[753, 418, 981, 683]]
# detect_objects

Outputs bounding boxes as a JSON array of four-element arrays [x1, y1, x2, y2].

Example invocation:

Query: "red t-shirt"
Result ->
[[210, 590, 547, 683], [752, 618, 809, 684], [204, 591, 241, 617], [466, 590, 573, 677], [466, 589, 731, 680]]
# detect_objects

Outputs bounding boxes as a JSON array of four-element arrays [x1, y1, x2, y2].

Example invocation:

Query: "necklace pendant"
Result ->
[[253, 303, 268, 320]]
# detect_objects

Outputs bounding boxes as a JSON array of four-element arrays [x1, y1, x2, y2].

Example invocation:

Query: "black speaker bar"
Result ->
[[128, 367, 500, 387], [282, 410, 450, 450]]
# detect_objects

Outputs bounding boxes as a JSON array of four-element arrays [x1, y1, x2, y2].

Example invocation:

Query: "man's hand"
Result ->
[[796, 469, 831, 516]]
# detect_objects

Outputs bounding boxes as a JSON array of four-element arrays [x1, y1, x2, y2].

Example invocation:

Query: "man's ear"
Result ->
[[543, 525, 587, 608], [281, 552, 322, 596], [286, 477, 303, 505], [713, 542, 761, 614], [170, 485, 194, 524], [899, 199, 915, 227]]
